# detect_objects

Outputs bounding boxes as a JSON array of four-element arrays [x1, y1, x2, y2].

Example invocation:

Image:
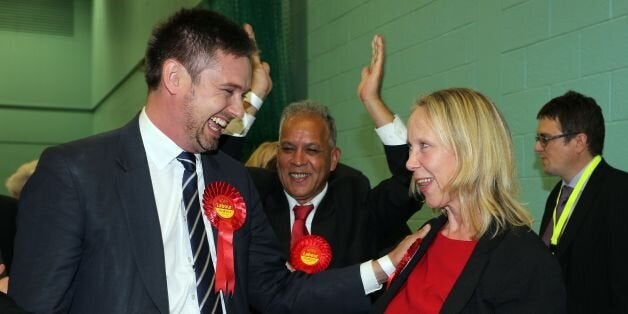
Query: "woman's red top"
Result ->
[[386, 231, 477, 313]]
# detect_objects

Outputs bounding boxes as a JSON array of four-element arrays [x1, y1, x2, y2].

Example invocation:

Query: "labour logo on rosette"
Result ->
[[290, 235, 332, 274]]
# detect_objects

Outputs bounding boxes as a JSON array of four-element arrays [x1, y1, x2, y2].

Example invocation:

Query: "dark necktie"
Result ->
[[542, 185, 574, 246], [177, 152, 221, 314], [291, 204, 314, 247]]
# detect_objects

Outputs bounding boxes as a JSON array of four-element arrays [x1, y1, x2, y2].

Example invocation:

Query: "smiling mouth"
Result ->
[[415, 177, 434, 193], [416, 177, 434, 186], [208, 116, 228, 132], [289, 172, 310, 181]]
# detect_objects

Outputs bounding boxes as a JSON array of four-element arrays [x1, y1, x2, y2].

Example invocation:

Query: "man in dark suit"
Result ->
[[242, 101, 417, 269], [535, 90, 628, 313], [222, 34, 421, 269], [9, 9, 413, 313]]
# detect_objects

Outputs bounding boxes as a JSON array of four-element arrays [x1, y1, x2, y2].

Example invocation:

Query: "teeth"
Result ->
[[210, 116, 227, 128], [290, 172, 309, 179], [416, 178, 433, 186]]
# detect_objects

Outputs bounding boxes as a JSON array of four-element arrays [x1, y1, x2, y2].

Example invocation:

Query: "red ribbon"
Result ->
[[387, 237, 422, 287], [290, 235, 332, 274], [203, 181, 246, 295]]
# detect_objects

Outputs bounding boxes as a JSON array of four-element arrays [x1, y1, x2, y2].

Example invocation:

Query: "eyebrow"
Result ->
[[220, 83, 245, 90]]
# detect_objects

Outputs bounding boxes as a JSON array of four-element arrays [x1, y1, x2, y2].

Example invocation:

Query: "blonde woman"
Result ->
[[372, 88, 565, 313], [245, 141, 278, 170], [5, 160, 38, 199]]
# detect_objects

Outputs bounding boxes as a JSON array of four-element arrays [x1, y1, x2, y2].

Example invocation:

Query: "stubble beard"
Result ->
[[182, 91, 219, 153], [195, 128, 219, 153]]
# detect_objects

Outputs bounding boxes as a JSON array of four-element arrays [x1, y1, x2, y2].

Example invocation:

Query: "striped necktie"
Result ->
[[177, 152, 221, 313]]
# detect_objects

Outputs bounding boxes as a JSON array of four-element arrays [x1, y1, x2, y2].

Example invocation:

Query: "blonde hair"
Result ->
[[410, 88, 532, 238], [245, 141, 278, 169], [6, 159, 38, 199]]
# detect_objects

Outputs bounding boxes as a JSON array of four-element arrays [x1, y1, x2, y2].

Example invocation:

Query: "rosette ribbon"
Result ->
[[202, 181, 246, 295]]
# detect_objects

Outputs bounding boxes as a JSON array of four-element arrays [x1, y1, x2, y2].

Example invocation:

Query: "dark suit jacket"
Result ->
[[373, 215, 566, 313], [9, 117, 370, 313], [539, 160, 628, 313], [0, 195, 18, 272], [0, 293, 26, 314], [223, 136, 420, 267]]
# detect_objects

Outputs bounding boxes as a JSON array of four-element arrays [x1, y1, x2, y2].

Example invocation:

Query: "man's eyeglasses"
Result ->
[[535, 132, 578, 146]]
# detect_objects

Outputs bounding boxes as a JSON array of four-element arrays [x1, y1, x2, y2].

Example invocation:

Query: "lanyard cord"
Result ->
[[550, 155, 602, 246]]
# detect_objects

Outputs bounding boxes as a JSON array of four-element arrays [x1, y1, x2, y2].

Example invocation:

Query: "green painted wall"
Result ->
[[91, 0, 200, 112], [91, 0, 201, 132], [0, 0, 92, 109], [305, 0, 628, 230], [1, 0, 199, 195], [3, 0, 627, 230]]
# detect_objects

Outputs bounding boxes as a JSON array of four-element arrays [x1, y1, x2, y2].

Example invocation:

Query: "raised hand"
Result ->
[[244, 23, 272, 101], [357, 34, 384, 107], [357, 34, 394, 128]]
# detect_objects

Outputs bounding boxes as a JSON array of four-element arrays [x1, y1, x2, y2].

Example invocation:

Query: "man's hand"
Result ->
[[244, 24, 272, 101], [388, 224, 431, 266], [225, 23, 272, 134], [371, 224, 431, 284], [357, 34, 384, 107], [357, 34, 393, 127], [0, 263, 9, 294]]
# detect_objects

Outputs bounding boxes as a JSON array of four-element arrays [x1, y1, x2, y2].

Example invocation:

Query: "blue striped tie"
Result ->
[[177, 152, 221, 313]]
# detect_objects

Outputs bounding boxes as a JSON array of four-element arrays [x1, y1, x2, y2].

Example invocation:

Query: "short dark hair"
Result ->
[[144, 8, 255, 90], [537, 90, 605, 155]]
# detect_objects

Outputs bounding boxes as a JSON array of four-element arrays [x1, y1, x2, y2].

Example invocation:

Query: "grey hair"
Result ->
[[279, 100, 337, 146]]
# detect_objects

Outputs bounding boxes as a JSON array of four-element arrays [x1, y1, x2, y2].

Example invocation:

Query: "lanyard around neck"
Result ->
[[551, 155, 602, 246]]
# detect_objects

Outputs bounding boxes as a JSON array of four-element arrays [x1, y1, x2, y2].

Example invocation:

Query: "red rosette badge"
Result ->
[[202, 181, 246, 295], [290, 235, 332, 274]]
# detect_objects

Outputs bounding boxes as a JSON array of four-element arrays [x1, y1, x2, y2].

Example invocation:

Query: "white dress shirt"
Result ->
[[139, 108, 225, 313]]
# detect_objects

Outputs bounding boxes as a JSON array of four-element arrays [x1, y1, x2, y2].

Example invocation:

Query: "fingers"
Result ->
[[262, 62, 270, 74], [371, 34, 384, 70], [370, 35, 377, 67], [416, 224, 431, 238], [244, 23, 262, 64], [243, 23, 256, 41]]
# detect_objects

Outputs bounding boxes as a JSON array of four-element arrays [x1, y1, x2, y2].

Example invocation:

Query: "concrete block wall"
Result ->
[[305, 0, 628, 230]]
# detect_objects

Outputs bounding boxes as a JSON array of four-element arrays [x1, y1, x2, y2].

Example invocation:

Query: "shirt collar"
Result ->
[[139, 107, 187, 169], [285, 183, 329, 210], [563, 157, 596, 187]]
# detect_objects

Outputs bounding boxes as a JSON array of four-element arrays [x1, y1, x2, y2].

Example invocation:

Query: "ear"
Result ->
[[162, 59, 189, 95], [574, 133, 589, 154], [329, 147, 341, 171]]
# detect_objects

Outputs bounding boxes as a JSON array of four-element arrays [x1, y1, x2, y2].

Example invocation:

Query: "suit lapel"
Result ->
[[372, 216, 506, 313], [311, 193, 336, 239], [539, 183, 561, 233], [116, 118, 169, 313], [556, 161, 608, 256], [265, 186, 291, 254], [371, 215, 447, 312], [200, 154, 220, 242], [441, 223, 505, 314]]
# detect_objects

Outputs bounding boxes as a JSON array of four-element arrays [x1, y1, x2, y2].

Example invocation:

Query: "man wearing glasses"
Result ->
[[534, 90, 628, 313]]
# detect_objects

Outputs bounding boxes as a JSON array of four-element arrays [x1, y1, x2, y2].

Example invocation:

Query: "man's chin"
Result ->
[[197, 137, 219, 153], [286, 190, 312, 201]]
